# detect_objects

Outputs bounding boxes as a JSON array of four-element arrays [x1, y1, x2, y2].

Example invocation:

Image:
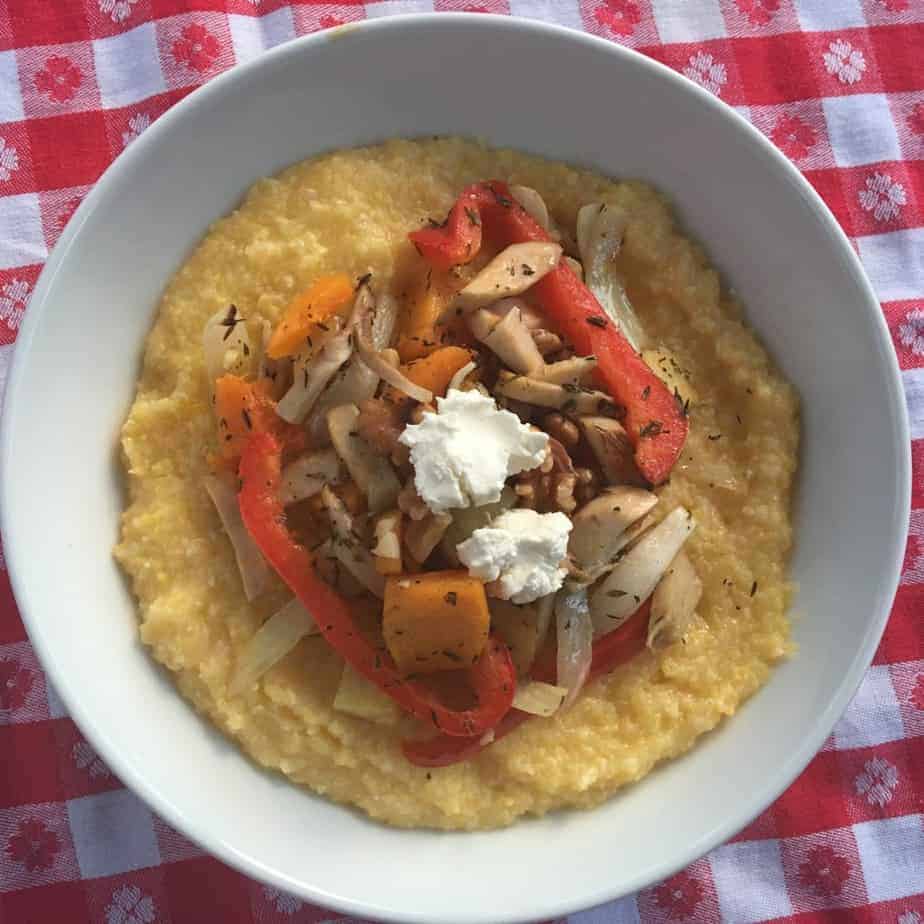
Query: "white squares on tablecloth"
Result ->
[[650, 0, 727, 43], [571, 895, 640, 924], [794, 0, 866, 31], [229, 8, 296, 65], [903, 368, 924, 441], [0, 194, 47, 271], [44, 677, 70, 719], [364, 0, 435, 18], [856, 228, 924, 303], [823, 94, 902, 168], [853, 815, 924, 902], [0, 51, 24, 123], [709, 839, 793, 923], [833, 664, 906, 750], [507, 0, 585, 31], [93, 24, 166, 110], [67, 789, 161, 879]]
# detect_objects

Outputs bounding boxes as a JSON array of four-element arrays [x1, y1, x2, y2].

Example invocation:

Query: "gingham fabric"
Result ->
[[0, 1, 922, 921]]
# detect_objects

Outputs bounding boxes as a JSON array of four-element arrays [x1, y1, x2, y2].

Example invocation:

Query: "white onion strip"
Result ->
[[555, 584, 593, 710], [355, 312, 432, 403], [204, 475, 269, 601], [229, 598, 318, 695]]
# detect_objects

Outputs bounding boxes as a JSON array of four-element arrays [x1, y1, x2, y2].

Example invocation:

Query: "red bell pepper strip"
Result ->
[[409, 181, 688, 486], [402, 600, 651, 767], [238, 432, 516, 737]]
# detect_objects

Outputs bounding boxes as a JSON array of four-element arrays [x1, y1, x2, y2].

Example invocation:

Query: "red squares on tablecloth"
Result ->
[[772, 749, 854, 838], [161, 857, 253, 923], [0, 566, 24, 645], [246, 874, 344, 923], [800, 29, 879, 98], [0, 722, 65, 809], [26, 110, 111, 190], [801, 167, 854, 232], [0, 264, 40, 344], [0, 880, 93, 924], [868, 23, 924, 92], [837, 161, 919, 237], [82, 868, 172, 924], [0, 122, 38, 199], [50, 719, 122, 802], [875, 584, 924, 664], [644, 38, 746, 105], [730, 32, 821, 104], [83, 0, 154, 41], [6, 0, 92, 49], [882, 299, 924, 370]]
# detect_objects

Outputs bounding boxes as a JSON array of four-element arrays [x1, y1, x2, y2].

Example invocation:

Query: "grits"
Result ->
[[115, 138, 799, 830]]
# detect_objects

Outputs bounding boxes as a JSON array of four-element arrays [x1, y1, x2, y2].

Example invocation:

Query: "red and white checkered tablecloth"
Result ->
[[0, 1, 922, 921]]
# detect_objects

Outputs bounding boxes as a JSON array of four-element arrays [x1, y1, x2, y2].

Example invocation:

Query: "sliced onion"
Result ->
[[356, 312, 432, 403], [202, 305, 253, 391], [576, 202, 647, 353], [512, 680, 568, 717], [448, 360, 478, 393], [555, 584, 593, 710], [204, 475, 269, 601], [229, 598, 318, 695], [510, 185, 550, 231], [320, 486, 386, 597], [279, 449, 342, 505]]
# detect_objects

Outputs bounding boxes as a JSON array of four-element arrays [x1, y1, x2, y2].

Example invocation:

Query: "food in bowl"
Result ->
[[115, 138, 799, 830]]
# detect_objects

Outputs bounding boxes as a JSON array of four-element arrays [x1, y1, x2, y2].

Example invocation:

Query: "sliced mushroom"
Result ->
[[469, 306, 545, 374], [495, 373, 612, 415], [493, 297, 546, 330], [589, 507, 695, 637], [279, 449, 342, 505], [533, 355, 598, 385], [568, 486, 659, 574], [441, 242, 562, 320], [319, 486, 385, 598], [327, 403, 400, 514], [404, 511, 452, 564], [578, 416, 644, 485], [510, 185, 550, 231], [648, 550, 702, 650]]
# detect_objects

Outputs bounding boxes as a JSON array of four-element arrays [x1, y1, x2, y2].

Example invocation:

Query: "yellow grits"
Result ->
[[115, 138, 799, 830]]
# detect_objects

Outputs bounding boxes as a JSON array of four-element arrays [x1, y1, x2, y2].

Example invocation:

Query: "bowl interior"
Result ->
[[1, 16, 908, 924]]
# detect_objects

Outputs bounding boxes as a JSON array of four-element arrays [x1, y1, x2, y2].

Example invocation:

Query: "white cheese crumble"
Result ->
[[457, 508, 573, 604], [398, 388, 548, 514]]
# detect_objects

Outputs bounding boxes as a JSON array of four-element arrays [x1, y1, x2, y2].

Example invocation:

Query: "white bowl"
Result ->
[[1, 14, 909, 923]]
